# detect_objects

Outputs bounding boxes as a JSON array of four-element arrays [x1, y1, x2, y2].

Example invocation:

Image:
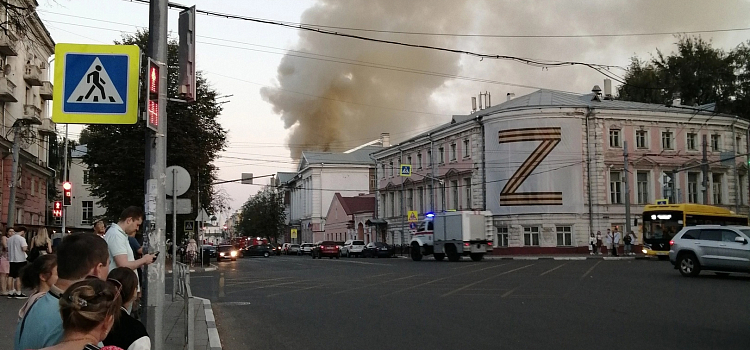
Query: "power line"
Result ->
[[121, 0, 750, 39]]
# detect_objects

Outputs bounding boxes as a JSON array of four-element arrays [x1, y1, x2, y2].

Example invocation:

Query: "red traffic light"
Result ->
[[53, 201, 63, 217], [62, 182, 72, 190]]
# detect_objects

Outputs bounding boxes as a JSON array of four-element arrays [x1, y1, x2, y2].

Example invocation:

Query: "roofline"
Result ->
[[372, 117, 482, 159]]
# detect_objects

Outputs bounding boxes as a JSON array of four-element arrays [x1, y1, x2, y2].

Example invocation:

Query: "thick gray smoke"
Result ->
[[263, 0, 750, 159], [261, 0, 474, 158]]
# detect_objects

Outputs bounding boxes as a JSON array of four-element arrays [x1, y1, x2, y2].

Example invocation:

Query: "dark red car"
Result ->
[[312, 241, 340, 259]]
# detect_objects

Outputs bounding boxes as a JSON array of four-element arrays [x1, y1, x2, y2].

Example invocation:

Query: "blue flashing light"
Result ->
[[425, 212, 435, 218]]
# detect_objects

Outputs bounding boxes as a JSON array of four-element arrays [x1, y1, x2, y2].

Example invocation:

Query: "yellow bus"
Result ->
[[641, 203, 748, 259]]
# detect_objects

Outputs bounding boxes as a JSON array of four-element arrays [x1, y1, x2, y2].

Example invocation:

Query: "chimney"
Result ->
[[471, 97, 477, 112], [603, 79, 613, 100], [672, 92, 681, 106], [506, 92, 515, 101], [591, 85, 602, 102], [380, 133, 390, 147]]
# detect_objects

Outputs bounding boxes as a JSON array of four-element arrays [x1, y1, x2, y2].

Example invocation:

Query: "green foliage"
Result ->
[[618, 36, 750, 120], [81, 30, 227, 241], [237, 187, 286, 242]]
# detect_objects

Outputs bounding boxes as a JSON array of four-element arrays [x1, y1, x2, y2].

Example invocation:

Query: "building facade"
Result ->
[[323, 193, 376, 243], [54, 145, 107, 232], [0, 2, 56, 230], [374, 87, 750, 254]]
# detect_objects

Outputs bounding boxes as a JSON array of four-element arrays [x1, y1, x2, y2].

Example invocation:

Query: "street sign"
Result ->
[[407, 211, 418, 223], [400, 164, 412, 177], [409, 222, 417, 230], [196, 208, 210, 222], [291, 228, 298, 239], [656, 199, 669, 205], [52, 44, 140, 124], [184, 220, 195, 232], [166, 198, 192, 215], [166, 165, 191, 197]]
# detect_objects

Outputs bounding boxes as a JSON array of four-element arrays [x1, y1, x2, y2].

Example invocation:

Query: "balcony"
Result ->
[[24, 64, 43, 86], [23, 104, 42, 121], [40, 81, 53, 100], [0, 31, 18, 56], [0, 77, 17, 102]]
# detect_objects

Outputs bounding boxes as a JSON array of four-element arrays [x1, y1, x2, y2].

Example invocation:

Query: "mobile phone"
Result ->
[[152, 251, 160, 262]]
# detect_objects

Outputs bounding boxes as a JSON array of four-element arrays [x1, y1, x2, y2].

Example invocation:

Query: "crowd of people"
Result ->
[[0, 206, 156, 350], [589, 227, 638, 256]]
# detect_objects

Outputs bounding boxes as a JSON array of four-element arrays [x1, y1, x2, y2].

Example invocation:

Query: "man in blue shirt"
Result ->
[[14, 233, 110, 350]]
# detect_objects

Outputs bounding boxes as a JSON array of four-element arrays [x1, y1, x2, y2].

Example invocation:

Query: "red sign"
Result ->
[[148, 100, 159, 128], [53, 201, 62, 217], [149, 65, 159, 96]]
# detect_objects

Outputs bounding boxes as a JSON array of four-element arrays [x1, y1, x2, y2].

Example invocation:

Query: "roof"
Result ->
[[299, 145, 380, 170], [335, 193, 375, 215], [276, 172, 296, 184], [71, 144, 87, 158], [475, 89, 726, 117]]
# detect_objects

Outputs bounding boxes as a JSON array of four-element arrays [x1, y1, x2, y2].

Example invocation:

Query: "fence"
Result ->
[[175, 262, 194, 350]]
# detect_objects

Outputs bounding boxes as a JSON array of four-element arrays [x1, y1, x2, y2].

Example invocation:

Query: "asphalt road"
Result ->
[[180, 255, 750, 350]]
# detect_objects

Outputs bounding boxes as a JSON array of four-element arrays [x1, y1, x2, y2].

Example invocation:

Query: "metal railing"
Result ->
[[175, 262, 194, 350]]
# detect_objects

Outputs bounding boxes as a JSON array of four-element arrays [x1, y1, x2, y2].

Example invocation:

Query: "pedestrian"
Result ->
[[18, 254, 58, 320], [103, 206, 155, 321], [14, 233, 110, 350], [104, 267, 150, 350], [186, 239, 198, 266], [93, 220, 107, 238], [607, 228, 621, 256], [595, 231, 602, 255], [1, 224, 10, 296], [28, 227, 53, 262], [623, 230, 633, 255], [627, 231, 637, 256], [7, 227, 29, 299], [38, 278, 125, 350], [589, 233, 595, 255]]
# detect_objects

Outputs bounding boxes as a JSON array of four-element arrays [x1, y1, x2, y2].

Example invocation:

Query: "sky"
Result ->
[[37, 0, 750, 221]]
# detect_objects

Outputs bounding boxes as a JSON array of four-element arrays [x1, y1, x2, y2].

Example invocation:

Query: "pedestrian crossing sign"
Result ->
[[407, 211, 418, 222], [52, 44, 141, 124], [291, 228, 298, 239], [184, 220, 195, 232], [400, 164, 412, 177]]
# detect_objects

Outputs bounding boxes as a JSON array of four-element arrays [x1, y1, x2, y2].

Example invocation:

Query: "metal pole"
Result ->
[[624, 141, 631, 243], [145, 0, 167, 347], [702, 135, 709, 204], [6, 123, 22, 227], [733, 125, 739, 213], [172, 168, 177, 301], [400, 149, 404, 247], [62, 124, 68, 234]]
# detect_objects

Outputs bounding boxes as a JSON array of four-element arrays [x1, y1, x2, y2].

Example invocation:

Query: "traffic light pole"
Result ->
[[61, 124, 68, 235], [144, 0, 167, 348]]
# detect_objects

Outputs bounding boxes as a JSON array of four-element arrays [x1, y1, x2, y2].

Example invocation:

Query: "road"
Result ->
[[180, 255, 750, 350]]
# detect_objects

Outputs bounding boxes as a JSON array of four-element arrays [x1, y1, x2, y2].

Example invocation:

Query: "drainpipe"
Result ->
[[585, 107, 595, 237], [400, 148, 404, 245], [478, 116, 486, 210], [369, 153, 380, 241], [429, 133, 435, 212], [732, 122, 739, 213]]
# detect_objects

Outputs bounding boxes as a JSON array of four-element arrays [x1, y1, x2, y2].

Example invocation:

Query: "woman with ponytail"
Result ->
[[18, 254, 57, 319]]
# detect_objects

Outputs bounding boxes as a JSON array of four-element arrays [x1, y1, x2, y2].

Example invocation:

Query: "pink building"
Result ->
[[323, 193, 375, 243]]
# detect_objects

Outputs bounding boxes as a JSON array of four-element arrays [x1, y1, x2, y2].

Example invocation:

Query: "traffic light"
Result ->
[[62, 182, 72, 206], [52, 201, 62, 217], [146, 58, 165, 132]]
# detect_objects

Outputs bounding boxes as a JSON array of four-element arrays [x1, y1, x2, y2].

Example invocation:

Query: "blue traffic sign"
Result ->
[[53, 44, 140, 124], [400, 164, 412, 177]]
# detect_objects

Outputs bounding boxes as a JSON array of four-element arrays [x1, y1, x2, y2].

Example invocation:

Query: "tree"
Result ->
[[236, 187, 286, 242], [82, 30, 227, 242], [618, 36, 749, 120]]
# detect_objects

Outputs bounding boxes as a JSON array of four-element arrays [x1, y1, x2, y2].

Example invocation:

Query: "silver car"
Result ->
[[669, 225, 750, 277]]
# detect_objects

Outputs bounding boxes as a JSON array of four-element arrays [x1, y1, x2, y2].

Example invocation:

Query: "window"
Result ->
[[380, 194, 387, 216], [712, 173, 723, 204], [381, 164, 386, 179], [687, 133, 697, 150], [30, 179, 35, 196], [741, 174, 747, 205], [635, 130, 648, 149], [450, 143, 457, 161], [388, 192, 395, 217], [406, 189, 413, 211], [82, 201, 93, 225], [427, 150, 432, 167], [720, 230, 739, 242], [407, 155, 412, 166], [662, 131, 673, 150], [83, 170, 90, 185], [438, 147, 445, 164], [636, 171, 649, 204], [609, 129, 620, 148], [463, 139, 470, 158], [451, 180, 459, 210], [497, 226, 509, 247], [610, 171, 622, 204], [711, 134, 720, 151], [369, 171, 376, 193], [463, 178, 471, 209], [688, 173, 699, 203], [556, 226, 572, 246], [389, 161, 394, 177], [417, 153, 422, 169], [417, 187, 424, 213], [427, 185, 433, 210], [524, 227, 540, 246], [698, 229, 722, 241]]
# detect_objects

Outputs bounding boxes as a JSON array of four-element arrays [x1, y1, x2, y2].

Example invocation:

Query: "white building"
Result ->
[[58, 144, 106, 231]]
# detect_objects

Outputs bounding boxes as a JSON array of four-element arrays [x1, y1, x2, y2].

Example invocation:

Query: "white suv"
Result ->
[[299, 243, 315, 255], [669, 225, 750, 277], [341, 240, 366, 257]]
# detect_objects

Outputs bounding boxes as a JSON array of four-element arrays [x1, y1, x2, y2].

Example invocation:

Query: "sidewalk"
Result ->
[[0, 294, 221, 350], [394, 253, 655, 261]]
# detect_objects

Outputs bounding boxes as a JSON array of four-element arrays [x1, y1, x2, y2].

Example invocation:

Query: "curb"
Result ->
[[167, 264, 218, 274], [193, 296, 222, 350]]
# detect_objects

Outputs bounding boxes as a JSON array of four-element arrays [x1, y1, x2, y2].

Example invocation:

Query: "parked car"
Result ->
[[201, 245, 217, 260], [299, 243, 315, 255], [341, 240, 366, 257], [216, 244, 239, 261], [669, 225, 750, 277], [286, 244, 301, 255], [363, 242, 395, 258], [244, 244, 273, 258], [312, 241, 340, 259]]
